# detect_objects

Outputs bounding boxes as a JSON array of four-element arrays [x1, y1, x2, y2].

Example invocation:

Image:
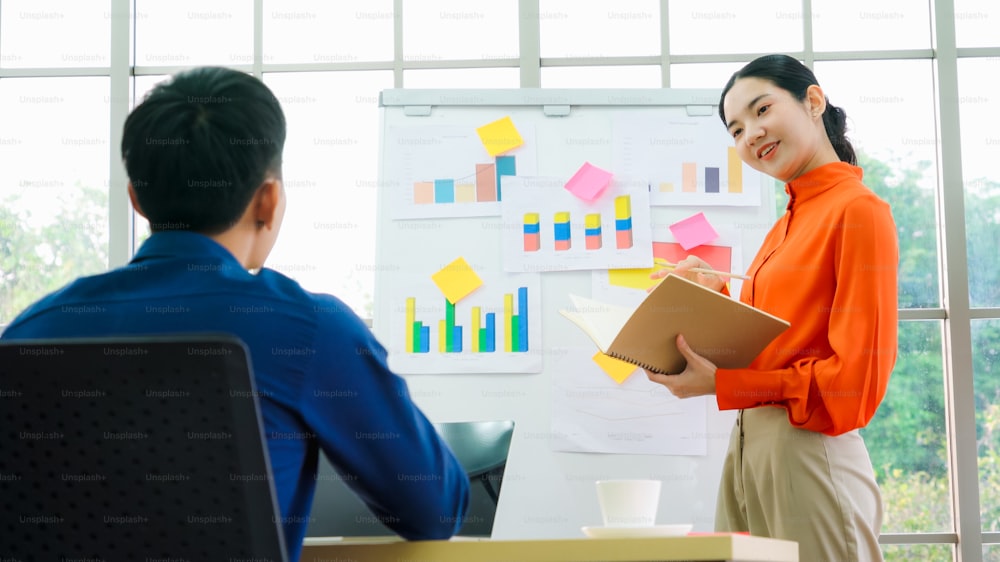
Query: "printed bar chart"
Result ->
[[414, 156, 518, 205], [675, 148, 742, 195], [615, 195, 633, 249], [404, 288, 529, 354]]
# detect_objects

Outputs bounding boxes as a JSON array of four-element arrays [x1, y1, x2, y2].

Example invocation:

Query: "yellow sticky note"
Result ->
[[592, 351, 638, 384], [476, 116, 524, 156], [430, 257, 484, 304], [607, 267, 659, 291]]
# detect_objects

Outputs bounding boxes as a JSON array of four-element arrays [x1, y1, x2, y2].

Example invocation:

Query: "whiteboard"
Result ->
[[373, 89, 777, 538]]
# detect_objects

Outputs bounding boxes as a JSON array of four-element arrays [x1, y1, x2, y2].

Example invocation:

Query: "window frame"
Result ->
[[1, 0, 996, 558]]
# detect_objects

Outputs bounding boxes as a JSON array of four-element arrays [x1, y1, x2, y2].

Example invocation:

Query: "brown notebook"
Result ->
[[559, 274, 790, 374]]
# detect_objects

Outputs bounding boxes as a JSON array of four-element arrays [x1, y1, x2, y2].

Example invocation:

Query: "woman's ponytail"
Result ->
[[821, 102, 856, 165]]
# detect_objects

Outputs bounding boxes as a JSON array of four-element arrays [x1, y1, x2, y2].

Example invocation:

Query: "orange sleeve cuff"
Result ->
[[715, 367, 783, 410]]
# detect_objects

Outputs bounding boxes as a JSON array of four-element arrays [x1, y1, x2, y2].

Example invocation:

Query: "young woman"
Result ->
[[647, 54, 898, 562]]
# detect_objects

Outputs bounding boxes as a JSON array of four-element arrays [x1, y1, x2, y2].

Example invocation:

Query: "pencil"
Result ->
[[653, 258, 751, 281]]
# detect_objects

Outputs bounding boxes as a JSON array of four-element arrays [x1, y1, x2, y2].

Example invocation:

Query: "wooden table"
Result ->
[[301, 534, 798, 561]]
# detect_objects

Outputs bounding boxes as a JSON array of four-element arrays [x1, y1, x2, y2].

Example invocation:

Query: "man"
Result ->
[[1, 67, 470, 561]]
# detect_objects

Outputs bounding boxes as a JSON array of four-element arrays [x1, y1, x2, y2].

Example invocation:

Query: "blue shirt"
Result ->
[[2, 231, 470, 562]]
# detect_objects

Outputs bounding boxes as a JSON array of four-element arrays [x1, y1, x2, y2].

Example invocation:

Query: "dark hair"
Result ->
[[121, 67, 286, 233], [719, 54, 855, 166]]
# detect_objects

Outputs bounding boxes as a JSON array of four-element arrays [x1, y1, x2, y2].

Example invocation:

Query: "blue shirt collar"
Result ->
[[131, 231, 245, 270]]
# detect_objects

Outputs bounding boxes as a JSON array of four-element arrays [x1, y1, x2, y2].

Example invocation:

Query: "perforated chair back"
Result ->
[[0, 336, 287, 561]]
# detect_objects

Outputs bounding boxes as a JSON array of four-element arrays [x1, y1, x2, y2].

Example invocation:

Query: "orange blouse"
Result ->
[[715, 161, 899, 436]]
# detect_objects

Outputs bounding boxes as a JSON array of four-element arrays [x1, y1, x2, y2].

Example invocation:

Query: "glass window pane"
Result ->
[[882, 544, 954, 561], [667, 0, 802, 56], [403, 0, 518, 62], [263, 0, 393, 64], [973, 320, 1000, 532], [958, 58, 1000, 308], [985, 545, 1000, 561], [954, 0, 1000, 48], [669, 62, 744, 89], [814, 60, 940, 309], [261, 71, 393, 317], [538, 0, 659, 58], [0, 77, 110, 325], [403, 68, 520, 88], [861, 321, 951, 532], [0, 0, 111, 68], [135, 0, 252, 66], [812, 0, 931, 51], [540, 65, 660, 88]]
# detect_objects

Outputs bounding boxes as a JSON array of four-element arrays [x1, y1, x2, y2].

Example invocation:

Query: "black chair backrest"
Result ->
[[0, 335, 287, 561]]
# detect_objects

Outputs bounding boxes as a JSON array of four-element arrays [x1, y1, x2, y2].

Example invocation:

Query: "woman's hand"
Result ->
[[648, 255, 727, 293], [645, 334, 718, 398]]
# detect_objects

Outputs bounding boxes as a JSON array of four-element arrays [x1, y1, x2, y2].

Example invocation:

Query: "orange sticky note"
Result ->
[[592, 351, 638, 384], [430, 257, 484, 304], [476, 116, 524, 156]]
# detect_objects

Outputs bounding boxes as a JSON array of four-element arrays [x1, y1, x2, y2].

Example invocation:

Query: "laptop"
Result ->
[[306, 420, 514, 539]]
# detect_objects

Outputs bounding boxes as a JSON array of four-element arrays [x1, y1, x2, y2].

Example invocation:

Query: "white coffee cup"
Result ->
[[595, 479, 661, 527]]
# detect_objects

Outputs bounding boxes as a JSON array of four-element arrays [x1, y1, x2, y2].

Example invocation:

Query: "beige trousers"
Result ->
[[715, 406, 884, 562]]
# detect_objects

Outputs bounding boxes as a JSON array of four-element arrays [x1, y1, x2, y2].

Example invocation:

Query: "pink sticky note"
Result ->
[[669, 212, 719, 250], [564, 162, 613, 201]]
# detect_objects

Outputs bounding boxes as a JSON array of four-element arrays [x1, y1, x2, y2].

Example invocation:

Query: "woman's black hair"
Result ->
[[121, 67, 286, 233], [718, 54, 855, 165]]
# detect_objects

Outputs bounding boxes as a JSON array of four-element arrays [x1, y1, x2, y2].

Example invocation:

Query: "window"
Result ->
[[1, 2, 997, 558], [0, 76, 110, 324]]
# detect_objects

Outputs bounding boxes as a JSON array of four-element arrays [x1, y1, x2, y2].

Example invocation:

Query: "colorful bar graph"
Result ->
[[412, 155, 519, 205], [728, 147, 743, 193], [585, 213, 602, 250], [705, 167, 720, 193], [554, 211, 571, 251], [614, 195, 633, 249], [404, 287, 529, 355], [496, 155, 516, 201], [523, 212, 540, 252]]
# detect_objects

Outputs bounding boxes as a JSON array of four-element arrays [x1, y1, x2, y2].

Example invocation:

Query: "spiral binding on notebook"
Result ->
[[607, 351, 667, 375]]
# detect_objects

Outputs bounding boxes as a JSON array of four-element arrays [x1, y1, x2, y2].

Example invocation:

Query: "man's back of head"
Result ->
[[121, 67, 286, 235]]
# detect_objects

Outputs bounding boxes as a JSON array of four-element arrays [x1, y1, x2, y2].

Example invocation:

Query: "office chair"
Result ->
[[434, 420, 515, 506], [306, 419, 515, 538], [0, 335, 288, 561]]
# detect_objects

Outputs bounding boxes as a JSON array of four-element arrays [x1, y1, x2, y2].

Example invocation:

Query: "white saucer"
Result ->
[[581, 524, 693, 538]]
